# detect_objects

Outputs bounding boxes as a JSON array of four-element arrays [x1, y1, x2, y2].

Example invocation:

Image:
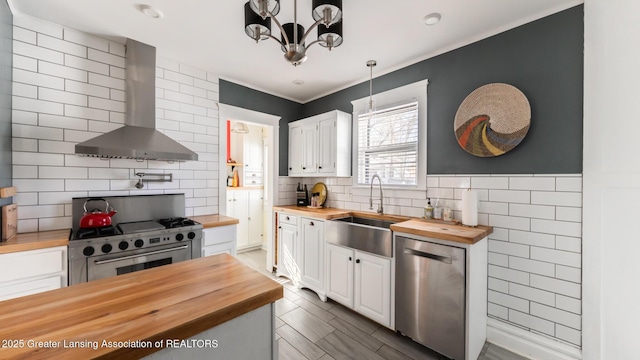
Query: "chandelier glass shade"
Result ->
[[244, 0, 343, 66]]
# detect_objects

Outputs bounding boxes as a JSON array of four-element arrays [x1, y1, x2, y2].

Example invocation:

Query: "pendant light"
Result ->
[[231, 122, 250, 134], [366, 60, 377, 118]]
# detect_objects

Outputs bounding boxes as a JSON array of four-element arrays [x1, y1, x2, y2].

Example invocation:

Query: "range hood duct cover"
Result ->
[[74, 39, 198, 161]]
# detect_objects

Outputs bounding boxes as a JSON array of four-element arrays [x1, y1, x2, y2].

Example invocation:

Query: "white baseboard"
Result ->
[[487, 318, 582, 360]]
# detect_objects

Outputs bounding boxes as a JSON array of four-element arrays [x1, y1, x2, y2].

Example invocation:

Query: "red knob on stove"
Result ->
[[134, 239, 144, 248], [118, 241, 129, 250], [83, 246, 95, 256], [187, 232, 196, 240], [101, 244, 112, 253], [176, 233, 184, 241]]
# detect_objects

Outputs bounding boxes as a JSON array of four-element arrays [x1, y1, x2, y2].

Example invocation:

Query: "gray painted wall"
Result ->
[[0, 0, 12, 230], [219, 80, 304, 176], [222, 5, 584, 176]]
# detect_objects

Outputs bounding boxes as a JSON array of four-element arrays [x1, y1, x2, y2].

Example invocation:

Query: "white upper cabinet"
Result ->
[[288, 110, 351, 177]]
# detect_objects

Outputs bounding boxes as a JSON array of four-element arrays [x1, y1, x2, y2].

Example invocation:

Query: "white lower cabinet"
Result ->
[[227, 189, 264, 251], [300, 217, 325, 300], [276, 213, 298, 281], [326, 243, 392, 328], [0, 246, 67, 301], [202, 226, 237, 257]]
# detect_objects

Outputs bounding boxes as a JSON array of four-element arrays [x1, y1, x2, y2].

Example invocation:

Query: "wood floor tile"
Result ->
[[278, 338, 308, 360], [280, 307, 335, 343], [276, 297, 299, 317], [316, 330, 387, 360], [297, 288, 335, 310], [483, 343, 529, 360], [275, 316, 285, 329], [284, 287, 302, 302], [328, 304, 380, 335], [294, 297, 337, 323], [375, 344, 437, 360], [319, 354, 336, 360], [371, 327, 444, 360], [328, 317, 384, 352], [276, 324, 326, 360]]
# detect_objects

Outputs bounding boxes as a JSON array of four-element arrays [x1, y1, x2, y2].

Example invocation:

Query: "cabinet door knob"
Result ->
[[251, 174, 256, 177], [278, 226, 282, 229], [286, 216, 290, 220], [289, 167, 292, 170], [356, 259, 360, 264], [302, 167, 306, 170], [310, 221, 314, 226], [318, 166, 322, 169], [348, 256, 352, 261]]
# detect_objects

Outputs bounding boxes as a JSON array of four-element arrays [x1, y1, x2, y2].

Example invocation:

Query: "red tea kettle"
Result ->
[[79, 198, 117, 229]]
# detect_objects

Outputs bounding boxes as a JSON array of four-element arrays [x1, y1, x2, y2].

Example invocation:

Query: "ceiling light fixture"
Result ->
[[292, 79, 305, 85], [424, 13, 441, 26], [139, 5, 164, 19], [366, 60, 377, 117], [244, 0, 344, 66], [231, 122, 250, 134]]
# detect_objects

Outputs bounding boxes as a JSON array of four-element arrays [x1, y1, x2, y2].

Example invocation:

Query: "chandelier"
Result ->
[[244, 0, 344, 66]]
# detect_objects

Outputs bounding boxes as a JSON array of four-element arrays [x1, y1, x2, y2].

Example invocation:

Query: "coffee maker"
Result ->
[[296, 183, 308, 206]]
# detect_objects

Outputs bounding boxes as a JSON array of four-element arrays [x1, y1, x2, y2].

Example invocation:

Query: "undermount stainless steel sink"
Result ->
[[326, 216, 400, 257]]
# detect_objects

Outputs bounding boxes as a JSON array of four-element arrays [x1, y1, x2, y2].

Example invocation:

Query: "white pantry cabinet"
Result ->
[[227, 189, 264, 250], [288, 110, 351, 177], [202, 226, 237, 257], [0, 246, 67, 301], [326, 243, 392, 328], [300, 217, 325, 300], [276, 212, 298, 281]]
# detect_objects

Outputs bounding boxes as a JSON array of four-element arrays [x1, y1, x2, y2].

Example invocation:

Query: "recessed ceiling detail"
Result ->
[[138, 4, 164, 19]]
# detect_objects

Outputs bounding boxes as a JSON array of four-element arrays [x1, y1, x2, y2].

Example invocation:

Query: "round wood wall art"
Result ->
[[454, 83, 531, 157]]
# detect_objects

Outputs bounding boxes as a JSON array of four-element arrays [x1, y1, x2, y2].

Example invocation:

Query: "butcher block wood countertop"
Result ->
[[189, 214, 239, 228], [0, 229, 69, 255], [0, 254, 282, 360], [274, 205, 492, 244]]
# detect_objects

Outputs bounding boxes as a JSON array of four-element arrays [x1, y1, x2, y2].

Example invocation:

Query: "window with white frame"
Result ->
[[351, 80, 428, 189]]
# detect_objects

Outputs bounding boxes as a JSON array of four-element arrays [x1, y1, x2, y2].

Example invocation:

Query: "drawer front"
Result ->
[[0, 247, 66, 283], [245, 178, 263, 186], [203, 226, 237, 247], [0, 276, 63, 301], [278, 213, 297, 226], [245, 170, 263, 179], [202, 242, 236, 257]]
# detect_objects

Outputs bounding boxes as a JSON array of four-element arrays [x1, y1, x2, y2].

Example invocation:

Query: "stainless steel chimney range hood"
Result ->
[[75, 39, 198, 162]]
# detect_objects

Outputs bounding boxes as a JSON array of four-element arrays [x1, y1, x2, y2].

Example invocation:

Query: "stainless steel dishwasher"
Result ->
[[395, 235, 466, 360]]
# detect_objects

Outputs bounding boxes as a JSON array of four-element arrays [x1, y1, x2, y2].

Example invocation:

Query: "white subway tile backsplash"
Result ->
[[39, 191, 87, 205], [64, 54, 109, 75], [531, 303, 581, 330], [556, 324, 581, 346], [13, 26, 36, 44], [531, 191, 582, 207], [14, 192, 38, 206], [39, 61, 88, 82], [157, 57, 180, 72], [13, 151, 64, 166], [508, 230, 555, 248], [39, 216, 73, 231], [471, 176, 509, 189], [110, 66, 125, 79], [555, 236, 581, 253], [509, 256, 555, 277], [13, 165, 37, 178], [39, 87, 88, 106], [488, 303, 509, 320], [164, 70, 194, 86], [63, 28, 109, 51], [530, 274, 581, 299], [13, 138, 38, 152], [65, 104, 109, 121], [555, 265, 581, 283], [489, 265, 530, 286], [12, 110, 38, 125], [88, 72, 125, 90], [87, 120, 122, 133], [108, 42, 125, 57], [509, 203, 554, 219], [531, 247, 581, 268], [13, 82, 37, 98], [18, 219, 38, 233], [194, 78, 217, 92], [488, 239, 530, 258], [509, 177, 555, 191], [556, 177, 582, 192], [14, 179, 65, 192], [508, 310, 555, 336], [87, 48, 124, 67], [14, 96, 64, 115], [489, 290, 529, 313], [489, 190, 530, 204], [509, 283, 555, 306], [88, 168, 130, 179], [110, 89, 125, 102], [65, 79, 110, 98], [39, 114, 87, 131], [65, 179, 110, 191], [556, 206, 582, 222], [489, 214, 530, 231], [14, 68, 64, 89], [479, 201, 509, 215], [489, 277, 509, 293], [556, 294, 581, 314], [37, 33, 87, 57], [18, 204, 64, 219], [531, 219, 582, 237], [88, 96, 125, 112], [14, 40, 63, 64], [40, 166, 87, 179], [488, 252, 509, 270], [13, 54, 38, 71], [64, 129, 101, 143], [64, 154, 110, 168]]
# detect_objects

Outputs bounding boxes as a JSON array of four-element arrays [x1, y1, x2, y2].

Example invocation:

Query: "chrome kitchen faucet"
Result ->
[[369, 174, 384, 215]]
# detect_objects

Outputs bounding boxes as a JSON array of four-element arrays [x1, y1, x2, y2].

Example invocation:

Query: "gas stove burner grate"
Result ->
[[158, 217, 198, 229], [74, 226, 121, 240]]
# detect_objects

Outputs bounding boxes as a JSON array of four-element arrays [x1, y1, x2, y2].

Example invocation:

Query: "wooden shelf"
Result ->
[[226, 162, 243, 166]]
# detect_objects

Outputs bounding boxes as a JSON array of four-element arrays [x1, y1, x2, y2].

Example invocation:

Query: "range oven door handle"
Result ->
[[94, 245, 189, 265]]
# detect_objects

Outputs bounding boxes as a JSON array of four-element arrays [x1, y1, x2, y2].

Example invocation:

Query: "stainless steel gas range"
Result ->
[[68, 194, 202, 285]]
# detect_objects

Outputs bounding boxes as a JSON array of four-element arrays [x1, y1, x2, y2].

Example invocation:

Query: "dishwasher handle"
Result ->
[[403, 247, 452, 264]]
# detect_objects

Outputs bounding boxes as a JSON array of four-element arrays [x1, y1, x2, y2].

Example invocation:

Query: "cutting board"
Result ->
[[1, 203, 18, 241]]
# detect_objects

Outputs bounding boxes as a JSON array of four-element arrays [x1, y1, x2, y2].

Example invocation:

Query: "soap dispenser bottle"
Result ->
[[424, 198, 433, 219]]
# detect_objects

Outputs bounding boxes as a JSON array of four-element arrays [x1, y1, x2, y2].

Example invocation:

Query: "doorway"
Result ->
[[218, 104, 280, 273]]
